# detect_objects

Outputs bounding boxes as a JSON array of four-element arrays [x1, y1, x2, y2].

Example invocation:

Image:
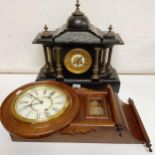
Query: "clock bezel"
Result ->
[[64, 48, 92, 74], [11, 85, 70, 124]]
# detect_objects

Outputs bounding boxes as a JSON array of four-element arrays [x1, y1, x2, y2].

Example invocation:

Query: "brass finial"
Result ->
[[41, 24, 52, 38], [109, 25, 113, 31], [44, 24, 48, 31], [75, 0, 80, 11], [73, 0, 83, 16], [104, 25, 115, 39]]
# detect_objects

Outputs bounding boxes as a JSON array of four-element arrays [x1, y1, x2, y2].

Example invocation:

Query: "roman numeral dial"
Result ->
[[12, 85, 70, 123]]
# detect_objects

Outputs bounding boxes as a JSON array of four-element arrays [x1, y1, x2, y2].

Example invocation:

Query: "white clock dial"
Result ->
[[12, 85, 69, 123]]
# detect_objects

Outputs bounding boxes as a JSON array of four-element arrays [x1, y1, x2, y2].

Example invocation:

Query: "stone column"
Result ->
[[92, 48, 101, 80], [43, 45, 50, 74], [100, 48, 108, 76], [47, 47, 55, 73], [55, 47, 63, 80], [106, 47, 113, 71]]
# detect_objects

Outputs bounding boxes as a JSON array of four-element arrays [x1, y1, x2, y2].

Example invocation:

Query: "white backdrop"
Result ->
[[0, 0, 155, 74]]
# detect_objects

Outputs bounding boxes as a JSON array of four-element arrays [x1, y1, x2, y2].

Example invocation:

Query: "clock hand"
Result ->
[[77, 57, 82, 67], [77, 57, 83, 67], [31, 102, 44, 106], [23, 104, 31, 108], [22, 101, 44, 110], [27, 93, 43, 103]]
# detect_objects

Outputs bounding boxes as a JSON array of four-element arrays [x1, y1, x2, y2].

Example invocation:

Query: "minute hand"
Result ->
[[27, 93, 42, 103]]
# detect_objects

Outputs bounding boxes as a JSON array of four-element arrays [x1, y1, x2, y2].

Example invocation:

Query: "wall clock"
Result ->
[[0, 81, 79, 138], [0, 81, 152, 151]]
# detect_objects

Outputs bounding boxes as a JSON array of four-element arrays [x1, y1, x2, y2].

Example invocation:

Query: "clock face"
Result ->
[[64, 48, 92, 74], [11, 85, 70, 123], [0, 81, 80, 138]]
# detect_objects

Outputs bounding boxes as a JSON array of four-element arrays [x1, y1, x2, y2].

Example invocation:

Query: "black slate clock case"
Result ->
[[33, 1, 124, 92]]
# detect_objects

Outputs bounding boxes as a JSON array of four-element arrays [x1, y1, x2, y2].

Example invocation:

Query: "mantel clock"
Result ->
[[33, 0, 124, 92]]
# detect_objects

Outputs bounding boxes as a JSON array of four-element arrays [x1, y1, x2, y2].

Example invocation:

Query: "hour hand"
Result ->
[[77, 57, 83, 67], [32, 102, 43, 106]]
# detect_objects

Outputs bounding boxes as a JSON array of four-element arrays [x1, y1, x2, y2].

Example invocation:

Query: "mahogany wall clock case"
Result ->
[[0, 81, 152, 152]]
